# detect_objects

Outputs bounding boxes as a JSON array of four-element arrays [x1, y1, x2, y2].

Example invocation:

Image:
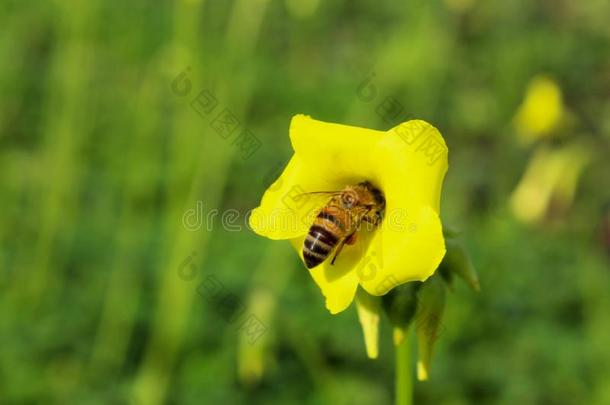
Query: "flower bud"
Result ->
[[355, 289, 381, 359], [415, 274, 446, 381], [440, 240, 480, 291], [381, 282, 420, 345], [442, 225, 462, 239]]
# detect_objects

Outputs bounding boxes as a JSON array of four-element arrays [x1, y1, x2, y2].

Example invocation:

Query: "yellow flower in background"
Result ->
[[250, 115, 448, 314], [514, 75, 564, 143], [510, 143, 591, 224]]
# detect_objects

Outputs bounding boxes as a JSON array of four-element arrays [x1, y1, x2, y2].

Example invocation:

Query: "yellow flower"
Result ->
[[510, 142, 591, 224], [514, 75, 564, 143], [249, 115, 448, 314]]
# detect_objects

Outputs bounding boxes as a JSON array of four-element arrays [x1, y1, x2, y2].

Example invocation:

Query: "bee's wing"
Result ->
[[282, 191, 341, 227], [289, 191, 341, 210], [294, 191, 342, 198]]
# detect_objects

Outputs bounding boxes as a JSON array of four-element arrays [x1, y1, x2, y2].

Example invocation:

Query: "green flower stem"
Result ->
[[395, 328, 413, 405]]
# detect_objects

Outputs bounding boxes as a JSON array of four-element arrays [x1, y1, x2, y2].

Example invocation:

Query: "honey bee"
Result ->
[[302, 181, 385, 269]]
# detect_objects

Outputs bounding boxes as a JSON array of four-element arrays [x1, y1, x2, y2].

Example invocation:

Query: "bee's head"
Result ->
[[359, 181, 386, 210]]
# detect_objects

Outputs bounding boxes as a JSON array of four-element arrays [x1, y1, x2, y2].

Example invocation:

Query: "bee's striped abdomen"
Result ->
[[302, 209, 344, 269]]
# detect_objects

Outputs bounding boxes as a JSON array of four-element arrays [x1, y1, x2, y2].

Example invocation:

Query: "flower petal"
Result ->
[[289, 237, 360, 314], [379, 120, 448, 212], [359, 205, 445, 295], [355, 120, 448, 294], [249, 154, 339, 240], [289, 114, 386, 186]]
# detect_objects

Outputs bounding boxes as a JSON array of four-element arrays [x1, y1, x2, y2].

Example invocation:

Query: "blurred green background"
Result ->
[[1, 0, 609, 404]]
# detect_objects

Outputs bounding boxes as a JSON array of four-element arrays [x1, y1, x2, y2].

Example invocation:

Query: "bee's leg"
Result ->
[[346, 232, 357, 245], [330, 233, 356, 265], [362, 210, 381, 226], [362, 215, 381, 231], [330, 240, 346, 265]]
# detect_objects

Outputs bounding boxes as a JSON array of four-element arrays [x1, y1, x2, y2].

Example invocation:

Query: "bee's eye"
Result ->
[[342, 192, 356, 207]]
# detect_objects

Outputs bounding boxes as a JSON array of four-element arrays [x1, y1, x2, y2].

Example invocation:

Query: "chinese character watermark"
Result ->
[[355, 72, 447, 166], [176, 251, 267, 344], [171, 67, 262, 160]]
